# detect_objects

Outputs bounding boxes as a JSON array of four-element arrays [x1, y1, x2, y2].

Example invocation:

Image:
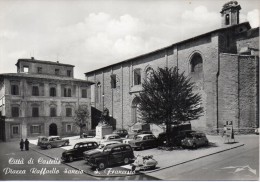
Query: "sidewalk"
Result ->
[[29, 135, 245, 178]]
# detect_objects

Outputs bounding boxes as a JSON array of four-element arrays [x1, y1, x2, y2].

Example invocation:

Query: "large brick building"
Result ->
[[0, 58, 93, 141], [85, 1, 259, 134]]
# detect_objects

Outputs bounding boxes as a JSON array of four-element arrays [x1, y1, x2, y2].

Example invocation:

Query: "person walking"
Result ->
[[25, 139, 29, 151], [20, 139, 24, 151]]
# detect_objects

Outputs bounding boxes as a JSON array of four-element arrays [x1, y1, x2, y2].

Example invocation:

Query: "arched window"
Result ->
[[50, 87, 56, 97], [133, 69, 141, 85], [190, 53, 203, 73]]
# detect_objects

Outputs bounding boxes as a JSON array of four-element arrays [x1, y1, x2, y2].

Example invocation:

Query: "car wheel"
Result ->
[[68, 155, 73, 162], [192, 143, 197, 149], [98, 162, 106, 170], [123, 157, 129, 164], [205, 141, 209, 146], [47, 144, 52, 149]]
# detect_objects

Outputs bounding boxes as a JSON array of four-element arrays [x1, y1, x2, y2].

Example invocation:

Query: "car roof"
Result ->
[[102, 141, 121, 145], [105, 143, 131, 149], [75, 141, 97, 145], [136, 134, 153, 137], [48, 136, 60, 138], [105, 134, 120, 137]]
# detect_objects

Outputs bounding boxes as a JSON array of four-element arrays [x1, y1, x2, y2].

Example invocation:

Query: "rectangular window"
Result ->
[[55, 69, 59, 75], [66, 124, 72, 132], [66, 108, 72, 117], [67, 70, 71, 77], [12, 125, 19, 135], [50, 108, 56, 117], [50, 87, 56, 97], [31, 125, 40, 134], [11, 107, 19, 117], [11, 85, 19, 95], [134, 69, 141, 85], [23, 66, 29, 73], [111, 74, 117, 88], [32, 86, 39, 96], [37, 67, 42, 74], [32, 107, 39, 117], [82, 89, 87, 98]]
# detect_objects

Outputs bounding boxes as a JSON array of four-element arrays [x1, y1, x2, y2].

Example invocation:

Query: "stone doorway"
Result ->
[[49, 123, 57, 136]]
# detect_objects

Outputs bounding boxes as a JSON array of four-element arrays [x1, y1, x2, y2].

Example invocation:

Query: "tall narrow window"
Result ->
[[111, 74, 117, 88], [134, 69, 141, 85], [50, 107, 56, 117], [11, 107, 19, 117], [225, 14, 230, 25], [66, 108, 72, 117], [67, 70, 71, 77], [64, 88, 67, 97], [50, 87, 56, 97], [68, 88, 71, 97], [66, 124, 72, 132], [32, 86, 39, 96], [11, 85, 19, 95], [12, 125, 19, 135], [82, 89, 87, 98], [32, 107, 39, 117]]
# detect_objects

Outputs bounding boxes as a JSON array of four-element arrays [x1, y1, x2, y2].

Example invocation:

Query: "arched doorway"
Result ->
[[49, 123, 57, 136], [131, 97, 141, 123]]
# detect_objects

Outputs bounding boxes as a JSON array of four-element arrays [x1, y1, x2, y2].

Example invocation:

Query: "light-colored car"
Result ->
[[38, 136, 69, 149], [96, 141, 121, 152], [181, 132, 209, 149], [101, 134, 123, 144], [123, 133, 137, 144]]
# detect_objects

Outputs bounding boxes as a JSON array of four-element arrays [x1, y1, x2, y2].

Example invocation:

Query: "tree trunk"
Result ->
[[80, 127, 83, 138], [166, 120, 171, 147]]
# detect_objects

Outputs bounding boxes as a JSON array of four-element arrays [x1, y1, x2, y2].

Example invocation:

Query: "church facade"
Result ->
[[85, 2, 259, 134]]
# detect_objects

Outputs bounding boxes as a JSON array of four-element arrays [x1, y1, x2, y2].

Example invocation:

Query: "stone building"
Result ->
[[0, 58, 93, 141], [85, 1, 259, 134]]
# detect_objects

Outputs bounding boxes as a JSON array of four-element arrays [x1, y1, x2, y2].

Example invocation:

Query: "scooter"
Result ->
[[131, 155, 158, 172]]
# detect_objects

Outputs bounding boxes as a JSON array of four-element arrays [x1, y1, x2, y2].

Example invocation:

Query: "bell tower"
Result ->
[[220, 1, 241, 28]]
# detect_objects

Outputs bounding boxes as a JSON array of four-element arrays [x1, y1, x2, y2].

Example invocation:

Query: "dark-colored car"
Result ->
[[61, 141, 98, 162], [181, 132, 209, 149], [84, 143, 135, 170], [128, 134, 158, 150], [113, 129, 128, 138], [38, 136, 69, 149], [158, 130, 196, 146]]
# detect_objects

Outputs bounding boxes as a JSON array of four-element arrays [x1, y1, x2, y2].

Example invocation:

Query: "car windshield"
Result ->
[[98, 144, 105, 149], [103, 148, 112, 152], [135, 136, 142, 141]]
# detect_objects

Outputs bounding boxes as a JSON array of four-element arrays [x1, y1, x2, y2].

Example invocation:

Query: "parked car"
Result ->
[[128, 134, 158, 150], [61, 141, 98, 162], [158, 130, 196, 146], [101, 134, 123, 144], [83, 130, 96, 138], [84, 143, 135, 170], [38, 136, 69, 149], [113, 129, 128, 138], [181, 132, 209, 149], [37, 136, 47, 146], [123, 133, 137, 144]]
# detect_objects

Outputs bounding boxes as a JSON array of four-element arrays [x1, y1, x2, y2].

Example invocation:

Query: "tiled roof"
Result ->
[[0, 73, 94, 84], [16, 58, 75, 67]]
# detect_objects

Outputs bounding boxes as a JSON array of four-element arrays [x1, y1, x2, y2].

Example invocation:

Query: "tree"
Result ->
[[74, 105, 90, 138], [136, 67, 203, 146]]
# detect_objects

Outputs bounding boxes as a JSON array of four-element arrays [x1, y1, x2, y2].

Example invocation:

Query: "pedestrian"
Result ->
[[25, 139, 29, 151], [20, 139, 24, 151]]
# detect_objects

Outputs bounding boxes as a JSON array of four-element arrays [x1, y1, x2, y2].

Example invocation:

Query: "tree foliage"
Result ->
[[74, 105, 90, 138], [136, 67, 203, 145]]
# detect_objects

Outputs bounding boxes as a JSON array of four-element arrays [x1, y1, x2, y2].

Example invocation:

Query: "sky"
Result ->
[[0, 0, 259, 79]]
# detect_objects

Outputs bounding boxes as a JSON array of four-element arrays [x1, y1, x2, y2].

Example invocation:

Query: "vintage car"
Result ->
[[83, 143, 135, 170], [181, 132, 209, 149], [157, 130, 196, 146], [61, 141, 98, 162], [123, 133, 137, 144], [38, 136, 69, 149], [37, 136, 47, 146], [101, 134, 123, 144], [82, 130, 96, 138], [112, 129, 128, 138], [96, 141, 121, 151], [128, 134, 158, 150]]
